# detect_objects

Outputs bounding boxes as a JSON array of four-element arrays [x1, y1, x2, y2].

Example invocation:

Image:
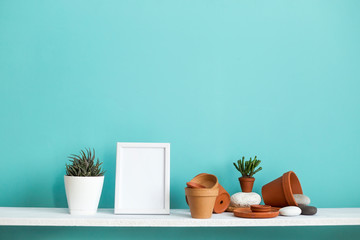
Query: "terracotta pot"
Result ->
[[190, 173, 218, 189], [239, 177, 255, 192], [213, 184, 231, 214], [261, 171, 303, 207], [185, 187, 219, 219]]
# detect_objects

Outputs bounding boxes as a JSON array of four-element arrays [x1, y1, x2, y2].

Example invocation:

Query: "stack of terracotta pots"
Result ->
[[185, 173, 230, 218]]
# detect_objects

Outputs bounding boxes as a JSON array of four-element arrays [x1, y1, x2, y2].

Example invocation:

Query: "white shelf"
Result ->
[[0, 208, 359, 227]]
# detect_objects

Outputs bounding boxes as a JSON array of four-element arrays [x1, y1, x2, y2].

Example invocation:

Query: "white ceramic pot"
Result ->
[[64, 175, 104, 215]]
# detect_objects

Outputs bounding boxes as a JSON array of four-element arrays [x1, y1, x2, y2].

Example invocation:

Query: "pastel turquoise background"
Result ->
[[1, 0, 360, 239]]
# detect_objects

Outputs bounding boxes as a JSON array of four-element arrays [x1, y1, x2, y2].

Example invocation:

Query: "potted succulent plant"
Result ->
[[233, 156, 262, 192], [64, 148, 105, 215]]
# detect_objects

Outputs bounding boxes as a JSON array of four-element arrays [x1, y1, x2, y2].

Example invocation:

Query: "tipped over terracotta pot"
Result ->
[[213, 184, 231, 213], [190, 173, 219, 189], [261, 171, 303, 207], [185, 187, 219, 219]]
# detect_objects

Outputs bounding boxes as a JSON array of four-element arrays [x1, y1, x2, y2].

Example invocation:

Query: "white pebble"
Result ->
[[293, 194, 311, 205], [230, 192, 261, 207], [279, 206, 302, 216]]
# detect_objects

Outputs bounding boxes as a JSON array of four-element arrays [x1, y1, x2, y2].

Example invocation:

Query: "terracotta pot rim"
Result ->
[[239, 177, 255, 182], [185, 187, 219, 192], [185, 187, 219, 197], [282, 171, 303, 206]]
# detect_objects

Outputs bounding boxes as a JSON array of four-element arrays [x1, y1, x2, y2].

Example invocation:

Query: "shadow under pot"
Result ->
[[185, 187, 219, 219], [261, 171, 303, 207]]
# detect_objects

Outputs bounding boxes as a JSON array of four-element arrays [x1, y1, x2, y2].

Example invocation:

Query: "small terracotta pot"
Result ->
[[185, 187, 219, 219], [239, 177, 255, 192], [190, 173, 218, 189], [261, 171, 303, 207]]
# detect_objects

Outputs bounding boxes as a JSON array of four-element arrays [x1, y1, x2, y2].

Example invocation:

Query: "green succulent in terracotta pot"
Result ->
[[233, 156, 262, 192]]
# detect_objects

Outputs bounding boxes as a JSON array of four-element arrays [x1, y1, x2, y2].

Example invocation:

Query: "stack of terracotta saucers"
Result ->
[[233, 204, 279, 218]]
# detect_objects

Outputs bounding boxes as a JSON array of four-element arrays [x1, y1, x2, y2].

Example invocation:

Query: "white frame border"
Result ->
[[114, 142, 170, 214]]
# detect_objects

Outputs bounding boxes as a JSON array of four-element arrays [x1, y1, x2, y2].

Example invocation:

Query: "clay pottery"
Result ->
[[234, 207, 279, 219], [213, 184, 231, 214], [261, 171, 303, 207], [187, 173, 230, 213], [190, 173, 218, 189], [185, 187, 219, 219], [239, 177, 255, 192], [186, 182, 206, 188], [250, 205, 272, 212]]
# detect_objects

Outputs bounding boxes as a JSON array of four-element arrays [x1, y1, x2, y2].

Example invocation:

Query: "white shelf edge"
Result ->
[[0, 208, 360, 227]]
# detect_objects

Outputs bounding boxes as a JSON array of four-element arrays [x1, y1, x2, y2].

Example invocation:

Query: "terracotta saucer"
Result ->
[[250, 205, 272, 212], [226, 206, 238, 212], [234, 207, 279, 218], [186, 182, 206, 188]]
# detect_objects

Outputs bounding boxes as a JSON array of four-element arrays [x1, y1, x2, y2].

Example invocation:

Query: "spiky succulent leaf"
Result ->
[[233, 155, 262, 177], [65, 148, 106, 177]]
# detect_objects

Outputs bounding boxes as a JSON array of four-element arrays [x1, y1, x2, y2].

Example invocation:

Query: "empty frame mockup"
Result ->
[[114, 142, 170, 214]]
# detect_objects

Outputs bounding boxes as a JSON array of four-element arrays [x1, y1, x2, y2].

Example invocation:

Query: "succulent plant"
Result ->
[[65, 148, 105, 176], [233, 156, 262, 178]]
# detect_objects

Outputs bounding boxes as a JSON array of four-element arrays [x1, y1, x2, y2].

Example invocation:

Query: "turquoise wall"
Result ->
[[1, 0, 360, 239]]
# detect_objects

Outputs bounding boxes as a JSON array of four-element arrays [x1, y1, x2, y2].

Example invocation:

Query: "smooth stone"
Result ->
[[230, 192, 261, 207], [298, 204, 317, 215], [279, 206, 302, 216], [293, 194, 311, 205]]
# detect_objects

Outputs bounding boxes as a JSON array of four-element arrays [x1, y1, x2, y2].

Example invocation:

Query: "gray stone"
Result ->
[[298, 204, 317, 215], [279, 206, 302, 216], [230, 192, 261, 207], [293, 194, 311, 205]]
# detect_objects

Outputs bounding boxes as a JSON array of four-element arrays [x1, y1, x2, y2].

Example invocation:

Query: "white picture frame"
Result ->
[[114, 142, 170, 214]]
